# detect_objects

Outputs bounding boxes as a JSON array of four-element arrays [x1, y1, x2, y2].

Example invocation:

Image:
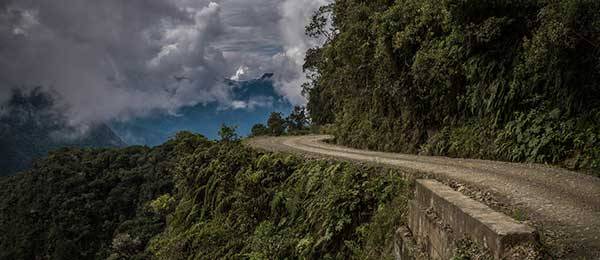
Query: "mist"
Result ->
[[0, 0, 330, 129]]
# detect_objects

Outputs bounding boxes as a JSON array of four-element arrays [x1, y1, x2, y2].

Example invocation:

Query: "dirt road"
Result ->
[[247, 135, 600, 258]]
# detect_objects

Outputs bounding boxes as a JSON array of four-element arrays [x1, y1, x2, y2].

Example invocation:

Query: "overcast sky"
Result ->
[[0, 0, 329, 125]]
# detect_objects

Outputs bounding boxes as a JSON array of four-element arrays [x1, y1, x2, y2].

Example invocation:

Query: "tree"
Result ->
[[109, 233, 143, 259], [286, 106, 309, 133], [305, 3, 335, 43], [267, 112, 286, 136], [218, 124, 239, 142], [251, 124, 269, 137], [0, 141, 178, 259], [300, 0, 600, 172]]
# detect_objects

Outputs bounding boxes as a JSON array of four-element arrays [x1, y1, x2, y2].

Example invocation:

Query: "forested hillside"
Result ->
[[0, 136, 179, 259], [0, 132, 409, 259], [303, 0, 600, 174], [0, 88, 125, 176]]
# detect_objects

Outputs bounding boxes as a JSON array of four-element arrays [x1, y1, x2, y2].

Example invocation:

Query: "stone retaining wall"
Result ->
[[395, 179, 537, 259]]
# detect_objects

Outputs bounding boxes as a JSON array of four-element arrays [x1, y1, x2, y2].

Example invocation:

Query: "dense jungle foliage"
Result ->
[[149, 135, 408, 259], [0, 136, 180, 259], [303, 0, 600, 175], [0, 132, 410, 259]]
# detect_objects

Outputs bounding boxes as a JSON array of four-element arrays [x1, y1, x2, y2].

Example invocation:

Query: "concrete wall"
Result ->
[[396, 179, 537, 259]]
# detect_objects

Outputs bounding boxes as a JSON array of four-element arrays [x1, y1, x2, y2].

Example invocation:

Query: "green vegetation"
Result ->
[[0, 130, 410, 259], [252, 106, 311, 136], [150, 135, 408, 259], [0, 88, 125, 176], [287, 106, 311, 133], [251, 123, 270, 137], [218, 124, 240, 142], [512, 208, 528, 222], [303, 0, 600, 175], [0, 133, 183, 259], [267, 111, 287, 136]]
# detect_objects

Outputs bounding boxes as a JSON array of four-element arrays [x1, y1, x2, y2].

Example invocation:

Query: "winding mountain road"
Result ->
[[247, 135, 600, 258]]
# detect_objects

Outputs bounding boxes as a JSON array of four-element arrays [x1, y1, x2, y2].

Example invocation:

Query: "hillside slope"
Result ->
[[303, 0, 600, 173], [0, 89, 125, 176], [0, 132, 410, 259], [248, 135, 600, 258]]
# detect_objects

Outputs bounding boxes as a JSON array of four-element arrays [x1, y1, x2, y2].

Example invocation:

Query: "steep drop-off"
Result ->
[[0, 132, 409, 259]]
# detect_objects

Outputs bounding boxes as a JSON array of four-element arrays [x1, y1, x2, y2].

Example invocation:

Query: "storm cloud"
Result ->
[[0, 0, 329, 126]]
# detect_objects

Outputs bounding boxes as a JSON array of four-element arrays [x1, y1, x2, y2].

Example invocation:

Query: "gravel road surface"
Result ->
[[247, 135, 600, 258]]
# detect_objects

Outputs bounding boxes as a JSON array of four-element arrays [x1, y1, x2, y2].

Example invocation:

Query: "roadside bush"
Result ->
[[495, 109, 600, 174], [419, 108, 600, 176], [149, 141, 410, 259], [421, 121, 497, 159]]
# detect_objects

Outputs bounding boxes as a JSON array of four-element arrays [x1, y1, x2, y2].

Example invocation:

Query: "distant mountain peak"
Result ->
[[224, 72, 275, 85], [260, 73, 274, 80]]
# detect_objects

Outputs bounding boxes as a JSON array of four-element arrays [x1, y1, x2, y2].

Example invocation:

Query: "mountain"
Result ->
[[0, 88, 125, 176], [112, 74, 293, 146], [0, 132, 408, 259], [304, 0, 600, 173]]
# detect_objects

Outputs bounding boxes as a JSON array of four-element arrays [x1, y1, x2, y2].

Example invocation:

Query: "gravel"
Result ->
[[247, 135, 600, 259]]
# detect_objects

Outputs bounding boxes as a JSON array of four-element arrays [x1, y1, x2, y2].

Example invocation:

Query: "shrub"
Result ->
[[149, 141, 410, 259]]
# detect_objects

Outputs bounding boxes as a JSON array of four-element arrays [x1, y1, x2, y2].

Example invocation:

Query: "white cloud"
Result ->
[[231, 100, 248, 109], [0, 0, 330, 126], [10, 8, 39, 36], [274, 0, 331, 104], [230, 65, 249, 81]]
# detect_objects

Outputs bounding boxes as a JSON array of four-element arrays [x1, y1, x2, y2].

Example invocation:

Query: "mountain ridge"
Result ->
[[0, 88, 125, 176]]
